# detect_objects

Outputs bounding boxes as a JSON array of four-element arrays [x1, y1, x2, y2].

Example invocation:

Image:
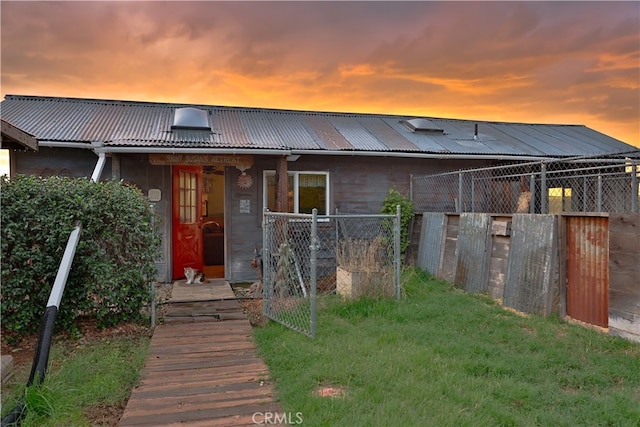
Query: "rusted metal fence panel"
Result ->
[[417, 212, 446, 276], [503, 215, 557, 316], [564, 215, 609, 328], [454, 213, 492, 293], [565, 215, 610, 327]]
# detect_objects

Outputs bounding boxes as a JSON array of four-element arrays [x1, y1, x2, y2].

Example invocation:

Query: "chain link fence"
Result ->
[[412, 151, 640, 214], [262, 209, 401, 337]]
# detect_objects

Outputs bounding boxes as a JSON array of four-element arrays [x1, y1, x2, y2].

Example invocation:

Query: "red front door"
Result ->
[[172, 165, 204, 279]]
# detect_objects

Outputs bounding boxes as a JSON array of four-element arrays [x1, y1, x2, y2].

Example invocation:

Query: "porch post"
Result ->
[[275, 155, 288, 212]]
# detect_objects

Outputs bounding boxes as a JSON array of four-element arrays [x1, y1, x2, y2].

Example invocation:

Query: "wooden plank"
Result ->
[[170, 280, 236, 302], [609, 288, 640, 314], [609, 309, 640, 343], [121, 403, 281, 426], [119, 299, 280, 426], [491, 220, 511, 236], [608, 213, 640, 235]]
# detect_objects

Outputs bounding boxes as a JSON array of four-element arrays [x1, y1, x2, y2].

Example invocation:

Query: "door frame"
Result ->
[[171, 165, 204, 279]]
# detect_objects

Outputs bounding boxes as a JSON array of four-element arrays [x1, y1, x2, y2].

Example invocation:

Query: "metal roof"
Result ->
[[1, 119, 38, 151], [0, 95, 636, 158]]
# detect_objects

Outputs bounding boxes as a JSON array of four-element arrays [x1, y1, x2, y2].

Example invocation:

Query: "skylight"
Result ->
[[403, 118, 444, 133], [172, 107, 211, 130]]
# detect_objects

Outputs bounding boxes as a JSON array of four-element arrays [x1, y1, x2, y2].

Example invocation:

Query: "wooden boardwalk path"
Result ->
[[119, 280, 280, 426]]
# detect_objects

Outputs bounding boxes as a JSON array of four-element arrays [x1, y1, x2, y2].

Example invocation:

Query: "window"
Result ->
[[179, 170, 198, 223], [263, 171, 329, 215]]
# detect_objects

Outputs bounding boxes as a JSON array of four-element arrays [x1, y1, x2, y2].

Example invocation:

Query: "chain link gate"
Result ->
[[262, 208, 401, 338]]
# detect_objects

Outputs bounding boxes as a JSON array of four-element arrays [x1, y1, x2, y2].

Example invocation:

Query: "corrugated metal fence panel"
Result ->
[[504, 215, 557, 316], [439, 215, 460, 283], [566, 216, 609, 328], [453, 213, 492, 293], [417, 212, 446, 275]]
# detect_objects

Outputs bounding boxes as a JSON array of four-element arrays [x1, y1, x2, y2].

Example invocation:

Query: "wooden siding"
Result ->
[[14, 148, 493, 284], [15, 147, 109, 178], [608, 213, 640, 342], [119, 155, 172, 283], [488, 216, 512, 300]]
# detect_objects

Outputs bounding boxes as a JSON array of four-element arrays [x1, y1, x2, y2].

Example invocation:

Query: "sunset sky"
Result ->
[[1, 1, 639, 148]]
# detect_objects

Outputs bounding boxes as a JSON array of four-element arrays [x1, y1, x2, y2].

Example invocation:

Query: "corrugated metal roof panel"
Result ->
[[1, 95, 637, 157], [303, 114, 352, 150], [263, 111, 322, 150], [382, 118, 451, 153], [357, 117, 419, 151], [328, 115, 388, 151]]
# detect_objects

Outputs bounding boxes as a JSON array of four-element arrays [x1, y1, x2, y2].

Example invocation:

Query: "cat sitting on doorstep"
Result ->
[[184, 267, 206, 284]]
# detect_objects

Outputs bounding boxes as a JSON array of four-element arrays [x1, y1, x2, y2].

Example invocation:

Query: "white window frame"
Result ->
[[263, 170, 330, 215]]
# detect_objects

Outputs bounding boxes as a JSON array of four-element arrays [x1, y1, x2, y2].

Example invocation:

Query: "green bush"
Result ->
[[380, 188, 414, 256], [1, 175, 160, 343]]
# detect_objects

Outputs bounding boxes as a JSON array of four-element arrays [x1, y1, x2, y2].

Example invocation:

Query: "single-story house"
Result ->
[[1, 94, 637, 283]]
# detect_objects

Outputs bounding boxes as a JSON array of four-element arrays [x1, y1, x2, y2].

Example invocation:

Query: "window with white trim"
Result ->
[[263, 171, 329, 215]]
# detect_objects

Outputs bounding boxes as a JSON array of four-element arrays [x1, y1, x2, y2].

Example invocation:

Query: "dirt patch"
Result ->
[[84, 402, 127, 427], [1, 319, 152, 371], [315, 385, 347, 398]]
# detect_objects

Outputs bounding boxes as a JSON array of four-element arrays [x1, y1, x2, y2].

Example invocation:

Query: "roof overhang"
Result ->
[[37, 140, 561, 161], [1, 119, 38, 151]]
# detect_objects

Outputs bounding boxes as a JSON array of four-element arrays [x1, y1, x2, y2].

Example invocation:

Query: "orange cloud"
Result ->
[[1, 1, 638, 147]]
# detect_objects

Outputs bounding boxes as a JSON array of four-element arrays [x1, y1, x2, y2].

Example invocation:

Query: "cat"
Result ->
[[184, 267, 206, 284]]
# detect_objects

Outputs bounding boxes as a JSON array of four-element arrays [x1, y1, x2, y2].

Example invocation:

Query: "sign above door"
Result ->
[[149, 154, 253, 168]]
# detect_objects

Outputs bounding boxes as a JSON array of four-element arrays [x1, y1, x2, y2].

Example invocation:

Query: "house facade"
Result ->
[[1, 95, 636, 283]]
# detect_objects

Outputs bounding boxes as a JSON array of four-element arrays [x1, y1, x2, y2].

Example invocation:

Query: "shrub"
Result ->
[[1, 175, 160, 343], [380, 188, 414, 256]]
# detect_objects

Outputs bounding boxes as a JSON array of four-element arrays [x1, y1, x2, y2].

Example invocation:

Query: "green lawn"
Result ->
[[1, 332, 150, 426], [253, 269, 640, 426]]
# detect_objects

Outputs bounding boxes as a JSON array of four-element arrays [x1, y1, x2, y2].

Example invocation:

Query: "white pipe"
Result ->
[[96, 146, 292, 156], [38, 141, 94, 149], [46, 225, 82, 308], [90, 152, 106, 182]]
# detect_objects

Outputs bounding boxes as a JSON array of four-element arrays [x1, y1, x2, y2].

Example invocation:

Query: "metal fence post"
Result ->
[[310, 208, 318, 338], [457, 172, 463, 213], [583, 176, 588, 212], [632, 164, 638, 213], [597, 174, 603, 212], [541, 163, 548, 214], [395, 204, 402, 300], [149, 203, 156, 328], [471, 178, 476, 212], [262, 208, 270, 317], [529, 174, 536, 213]]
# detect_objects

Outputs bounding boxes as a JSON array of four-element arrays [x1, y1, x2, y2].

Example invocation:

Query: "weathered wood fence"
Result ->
[[413, 212, 639, 342]]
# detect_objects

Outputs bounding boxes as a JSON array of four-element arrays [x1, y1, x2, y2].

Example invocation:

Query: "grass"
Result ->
[[1, 332, 150, 426], [253, 268, 640, 426]]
